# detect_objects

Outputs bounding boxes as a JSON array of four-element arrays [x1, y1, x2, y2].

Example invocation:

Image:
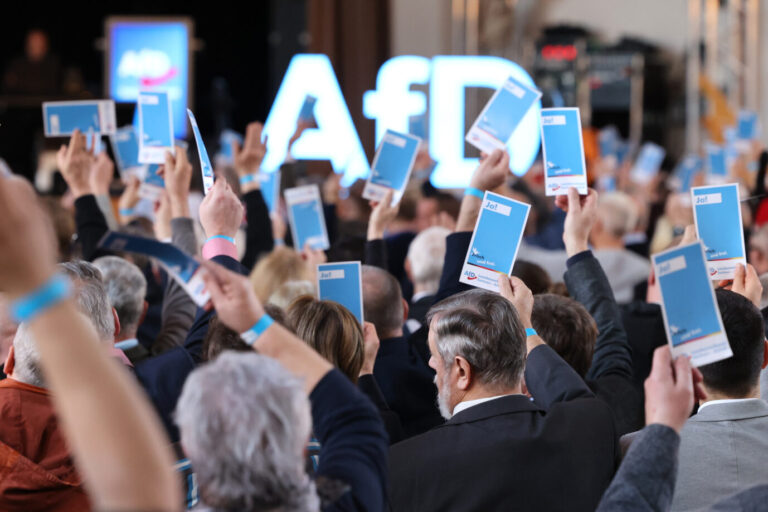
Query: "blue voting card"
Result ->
[[653, 241, 732, 366], [43, 100, 117, 137], [98, 231, 210, 306], [257, 171, 281, 214], [670, 155, 703, 193], [630, 142, 666, 184], [110, 126, 143, 177], [459, 191, 531, 292], [409, 113, 428, 140], [705, 143, 728, 183], [692, 183, 746, 280], [466, 75, 542, 154], [317, 261, 364, 325], [738, 110, 758, 140], [139, 164, 164, 200], [284, 185, 330, 250], [138, 91, 174, 164], [363, 129, 421, 205], [187, 109, 215, 195], [218, 129, 243, 164], [598, 126, 620, 158], [298, 95, 317, 123], [540, 108, 588, 196]]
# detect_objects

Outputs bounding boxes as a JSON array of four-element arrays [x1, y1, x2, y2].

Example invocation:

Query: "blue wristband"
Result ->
[[465, 187, 484, 199], [525, 328, 538, 337], [240, 314, 275, 346], [239, 174, 258, 186], [10, 274, 72, 323], [206, 235, 236, 245], [119, 208, 134, 217]]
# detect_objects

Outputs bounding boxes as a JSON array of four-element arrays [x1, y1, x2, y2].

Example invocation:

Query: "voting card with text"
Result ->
[[540, 108, 588, 196], [187, 109, 215, 195], [285, 185, 330, 250], [139, 164, 164, 201], [110, 126, 145, 179], [669, 154, 703, 193], [705, 143, 728, 184], [459, 191, 530, 292], [691, 183, 746, 280], [630, 142, 666, 184], [737, 110, 759, 141], [98, 231, 210, 307], [137, 91, 174, 164], [258, 171, 281, 214], [653, 241, 732, 366], [317, 262, 364, 325], [363, 129, 421, 205], [43, 100, 116, 137], [466, 75, 542, 154]]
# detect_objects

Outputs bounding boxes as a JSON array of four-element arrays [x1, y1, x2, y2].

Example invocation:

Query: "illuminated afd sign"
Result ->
[[262, 54, 541, 188]]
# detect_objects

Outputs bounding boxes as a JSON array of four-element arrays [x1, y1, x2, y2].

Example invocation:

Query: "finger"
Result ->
[[566, 187, 581, 214], [497, 150, 510, 171], [507, 275, 531, 297], [66, 130, 81, 161], [692, 367, 707, 401], [649, 345, 673, 383], [673, 355, 693, 391], [583, 188, 599, 210], [746, 263, 760, 283], [57, 145, 68, 167], [175, 144, 189, 165], [554, 194, 569, 212], [497, 274, 514, 297], [232, 140, 241, 159], [164, 150, 175, 174], [199, 268, 225, 306], [488, 149, 504, 166], [733, 263, 746, 287], [382, 189, 394, 206], [245, 122, 260, 150], [680, 225, 697, 245], [196, 258, 234, 286]]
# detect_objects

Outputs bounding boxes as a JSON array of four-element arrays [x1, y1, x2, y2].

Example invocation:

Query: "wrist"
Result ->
[[169, 196, 190, 218], [564, 239, 589, 257], [71, 185, 92, 199], [10, 273, 71, 321], [239, 311, 273, 346], [367, 227, 384, 241]]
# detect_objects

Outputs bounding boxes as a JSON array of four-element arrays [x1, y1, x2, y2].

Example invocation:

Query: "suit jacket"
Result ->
[[671, 399, 768, 511], [407, 293, 434, 330], [564, 251, 643, 435], [388, 345, 619, 512]]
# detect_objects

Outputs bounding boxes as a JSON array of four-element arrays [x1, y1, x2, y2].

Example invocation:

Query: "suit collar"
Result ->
[[444, 395, 544, 425], [690, 398, 768, 422]]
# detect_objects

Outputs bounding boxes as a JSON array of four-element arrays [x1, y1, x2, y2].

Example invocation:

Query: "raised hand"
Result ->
[[233, 122, 267, 177], [118, 176, 141, 223], [57, 129, 95, 198], [359, 322, 381, 376], [199, 178, 244, 240], [469, 149, 510, 192], [367, 189, 399, 240], [497, 274, 534, 329], [198, 259, 264, 333], [555, 187, 598, 256], [160, 146, 192, 218], [644, 345, 706, 433], [729, 263, 763, 308], [89, 152, 115, 196]]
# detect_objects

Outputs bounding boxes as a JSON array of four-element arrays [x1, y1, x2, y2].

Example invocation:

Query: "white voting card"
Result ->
[[653, 241, 733, 366], [466, 75, 541, 154], [540, 108, 588, 196], [630, 142, 666, 184], [362, 129, 421, 205], [187, 109, 215, 195], [459, 191, 530, 292], [43, 100, 116, 136], [691, 183, 746, 280], [284, 184, 330, 250], [137, 91, 174, 164], [317, 261, 364, 325]]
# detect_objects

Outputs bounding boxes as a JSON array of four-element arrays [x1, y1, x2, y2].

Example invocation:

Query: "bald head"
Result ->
[[362, 265, 404, 339]]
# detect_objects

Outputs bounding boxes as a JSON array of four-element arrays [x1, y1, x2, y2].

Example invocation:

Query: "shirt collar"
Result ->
[[411, 291, 433, 303], [698, 398, 763, 411], [452, 394, 515, 416]]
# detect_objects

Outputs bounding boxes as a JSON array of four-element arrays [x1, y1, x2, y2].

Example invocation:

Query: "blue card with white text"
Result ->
[[138, 91, 174, 164], [284, 185, 330, 250], [363, 130, 421, 205], [43, 100, 116, 136], [466, 75, 542, 154], [670, 154, 703, 193], [540, 108, 588, 196], [630, 143, 665, 184], [139, 164, 164, 200], [187, 109, 215, 195], [98, 231, 210, 306], [738, 110, 758, 140], [459, 191, 530, 292], [706, 144, 728, 183], [258, 171, 281, 214], [317, 262, 364, 325], [110, 126, 143, 178], [653, 241, 732, 366], [598, 126, 620, 158], [692, 183, 746, 280]]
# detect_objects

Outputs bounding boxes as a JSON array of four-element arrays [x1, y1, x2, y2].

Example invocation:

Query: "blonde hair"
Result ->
[[286, 296, 364, 383], [249, 247, 314, 303]]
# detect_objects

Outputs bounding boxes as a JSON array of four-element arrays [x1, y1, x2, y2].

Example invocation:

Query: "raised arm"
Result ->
[[0, 177, 180, 510], [364, 189, 398, 270], [199, 260, 388, 511], [558, 188, 633, 381]]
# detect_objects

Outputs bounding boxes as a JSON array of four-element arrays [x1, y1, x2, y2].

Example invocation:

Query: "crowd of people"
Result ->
[[0, 98, 767, 512]]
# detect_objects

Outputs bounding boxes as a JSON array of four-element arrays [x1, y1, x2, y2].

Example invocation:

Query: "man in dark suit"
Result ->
[[388, 275, 619, 512]]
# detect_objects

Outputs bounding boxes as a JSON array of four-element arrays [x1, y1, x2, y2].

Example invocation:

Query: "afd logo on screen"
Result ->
[[262, 54, 541, 188]]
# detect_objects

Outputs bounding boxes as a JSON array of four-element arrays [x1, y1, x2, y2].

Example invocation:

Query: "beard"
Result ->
[[434, 372, 453, 420]]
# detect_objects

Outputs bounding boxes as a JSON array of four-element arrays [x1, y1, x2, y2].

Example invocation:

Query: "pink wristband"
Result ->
[[202, 236, 238, 260]]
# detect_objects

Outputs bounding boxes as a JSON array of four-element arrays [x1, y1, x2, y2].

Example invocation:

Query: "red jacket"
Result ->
[[0, 378, 90, 511]]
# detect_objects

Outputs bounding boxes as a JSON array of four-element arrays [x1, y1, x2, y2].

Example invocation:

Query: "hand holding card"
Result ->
[[57, 130, 95, 198]]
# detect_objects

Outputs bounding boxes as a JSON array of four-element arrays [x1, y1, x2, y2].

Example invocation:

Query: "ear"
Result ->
[[402, 298, 409, 323], [4, 346, 14, 377], [112, 308, 121, 341], [454, 355, 473, 391], [138, 300, 149, 326], [762, 339, 768, 370], [520, 378, 530, 398], [404, 259, 413, 284]]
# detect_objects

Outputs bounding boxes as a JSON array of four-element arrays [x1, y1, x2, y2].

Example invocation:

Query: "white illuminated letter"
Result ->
[[262, 54, 368, 186], [429, 56, 541, 188], [363, 55, 431, 145]]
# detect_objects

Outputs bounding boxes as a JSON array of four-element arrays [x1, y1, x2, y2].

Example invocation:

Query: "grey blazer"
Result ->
[[671, 399, 768, 511]]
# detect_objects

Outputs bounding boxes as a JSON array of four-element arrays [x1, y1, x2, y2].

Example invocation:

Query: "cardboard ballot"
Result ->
[[362, 129, 421, 205], [317, 261, 364, 325], [284, 185, 330, 250], [540, 107, 588, 196], [691, 183, 746, 280], [43, 100, 116, 137]]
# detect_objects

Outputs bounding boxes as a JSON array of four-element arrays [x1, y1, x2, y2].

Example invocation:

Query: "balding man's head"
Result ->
[[362, 265, 405, 339]]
